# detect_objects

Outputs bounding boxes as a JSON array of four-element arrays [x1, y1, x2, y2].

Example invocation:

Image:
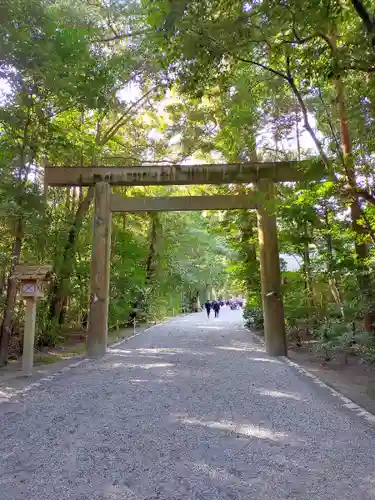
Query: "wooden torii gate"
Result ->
[[45, 160, 323, 358]]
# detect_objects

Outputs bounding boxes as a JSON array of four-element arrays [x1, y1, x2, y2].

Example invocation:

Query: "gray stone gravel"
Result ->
[[0, 308, 375, 499]]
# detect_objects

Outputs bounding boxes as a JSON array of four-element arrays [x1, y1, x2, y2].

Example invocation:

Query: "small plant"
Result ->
[[35, 354, 62, 365], [362, 343, 375, 364], [312, 317, 372, 362], [243, 303, 264, 330], [36, 318, 64, 348]]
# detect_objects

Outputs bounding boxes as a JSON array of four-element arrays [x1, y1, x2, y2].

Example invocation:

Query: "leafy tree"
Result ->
[[3, 0, 375, 367]]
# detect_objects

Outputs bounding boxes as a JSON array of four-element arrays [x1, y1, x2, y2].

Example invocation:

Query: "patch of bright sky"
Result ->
[[118, 84, 206, 164], [118, 84, 308, 270], [0, 78, 12, 105], [118, 82, 320, 162], [257, 118, 320, 157]]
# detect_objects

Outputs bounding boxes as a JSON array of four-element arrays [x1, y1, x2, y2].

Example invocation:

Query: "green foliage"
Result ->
[[35, 303, 64, 347], [312, 319, 373, 362], [243, 302, 264, 331], [281, 272, 313, 330], [3, 0, 375, 371]]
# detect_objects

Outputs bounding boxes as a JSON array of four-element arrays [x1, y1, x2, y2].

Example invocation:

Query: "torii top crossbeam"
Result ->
[[44, 160, 325, 187]]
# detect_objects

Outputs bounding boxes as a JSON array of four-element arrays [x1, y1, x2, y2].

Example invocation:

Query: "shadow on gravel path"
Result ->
[[0, 309, 374, 499]]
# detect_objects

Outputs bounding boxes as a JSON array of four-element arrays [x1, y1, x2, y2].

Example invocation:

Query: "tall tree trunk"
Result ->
[[145, 213, 160, 286], [302, 223, 314, 310], [0, 111, 35, 365], [321, 28, 375, 329], [0, 219, 24, 366], [333, 69, 375, 330], [239, 209, 259, 296], [49, 187, 94, 324], [129, 213, 161, 322], [296, 108, 314, 310], [50, 115, 102, 326], [65, 187, 71, 213], [0, 271, 6, 297], [324, 208, 344, 314]]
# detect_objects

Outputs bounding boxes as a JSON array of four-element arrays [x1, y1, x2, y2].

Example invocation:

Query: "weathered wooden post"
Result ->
[[23, 297, 37, 375], [12, 265, 52, 375], [191, 295, 201, 312], [87, 182, 112, 357], [256, 179, 287, 356]]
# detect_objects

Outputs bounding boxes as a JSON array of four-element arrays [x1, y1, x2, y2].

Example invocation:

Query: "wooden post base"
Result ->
[[22, 297, 37, 375]]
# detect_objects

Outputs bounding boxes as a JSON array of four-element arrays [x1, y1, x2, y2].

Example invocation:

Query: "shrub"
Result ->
[[243, 304, 264, 330], [312, 317, 372, 362]]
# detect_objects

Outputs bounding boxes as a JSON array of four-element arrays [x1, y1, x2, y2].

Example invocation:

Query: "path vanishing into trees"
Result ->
[[1, 309, 375, 499]]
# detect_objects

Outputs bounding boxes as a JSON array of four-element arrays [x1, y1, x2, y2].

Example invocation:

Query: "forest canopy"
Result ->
[[1, 0, 375, 365]]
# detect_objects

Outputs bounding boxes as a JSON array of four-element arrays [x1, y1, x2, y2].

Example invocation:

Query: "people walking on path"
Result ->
[[204, 300, 212, 318]]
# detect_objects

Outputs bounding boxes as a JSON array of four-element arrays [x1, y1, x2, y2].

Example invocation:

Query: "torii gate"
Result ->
[[45, 160, 323, 358]]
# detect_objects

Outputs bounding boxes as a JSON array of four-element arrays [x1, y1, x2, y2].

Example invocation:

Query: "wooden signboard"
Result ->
[[12, 264, 52, 375]]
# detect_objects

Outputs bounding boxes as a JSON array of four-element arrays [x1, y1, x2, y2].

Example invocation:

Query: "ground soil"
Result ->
[[0, 323, 149, 386], [288, 343, 375, 414], [251, 329, 375, 414]]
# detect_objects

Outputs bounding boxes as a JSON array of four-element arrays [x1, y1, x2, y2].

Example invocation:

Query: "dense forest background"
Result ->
[[1, 0, 375, 366]]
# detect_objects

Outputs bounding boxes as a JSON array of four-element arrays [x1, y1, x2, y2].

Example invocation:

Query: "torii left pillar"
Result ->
[[87, 182, 112, 357]]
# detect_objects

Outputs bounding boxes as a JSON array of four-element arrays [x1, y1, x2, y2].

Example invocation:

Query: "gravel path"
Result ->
[[1, 308, 375, 499]]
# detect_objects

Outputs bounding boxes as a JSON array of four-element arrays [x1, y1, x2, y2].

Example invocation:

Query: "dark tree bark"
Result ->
[[0, 219, 24, 366], [333, 65, 375, 331], [145, 213, 160, 286], [302, 223, 315, 310], [128, 213, 161, 323], [49, 187, 94, 324], [239, 209, 260, 296], [351, 0, 375, 52]]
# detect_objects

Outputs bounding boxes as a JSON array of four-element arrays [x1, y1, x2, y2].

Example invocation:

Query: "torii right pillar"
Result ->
[[87, 181, 112, 358], [256, 179, 287, 357]]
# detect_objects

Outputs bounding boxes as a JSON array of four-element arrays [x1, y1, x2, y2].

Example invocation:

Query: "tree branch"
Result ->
[[342, 64, 375, 73], [187, 27, 288, 81], [290, 26, 333, 48], [351, 0, 375, 34], [232, 48, 334, 172], [100, 86, 159, 145], [232, 55, 289, 80], [92, 29, 153, 43], [351, 187, 375, 205], [284, 55, 331, 169], [289, 24, 375, 74], [317, 87, 343, 161]]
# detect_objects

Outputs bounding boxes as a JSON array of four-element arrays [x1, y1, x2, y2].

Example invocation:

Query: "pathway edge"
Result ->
[[282, 356, 375, 425], [245, 327, 375, 426], [0, 317, 172, 403]]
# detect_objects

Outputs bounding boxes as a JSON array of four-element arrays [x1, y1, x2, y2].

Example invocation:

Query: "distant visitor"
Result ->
[[213, 301, 220, 318], [204, 300, 212, 318]]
